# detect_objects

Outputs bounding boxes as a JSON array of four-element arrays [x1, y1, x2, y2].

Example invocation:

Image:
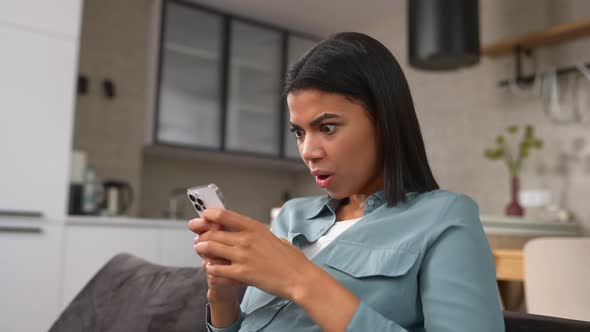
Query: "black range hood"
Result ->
[[408, 0, 480, 70]]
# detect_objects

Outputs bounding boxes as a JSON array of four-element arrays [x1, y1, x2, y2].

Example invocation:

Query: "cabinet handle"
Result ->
[[0, 210, 43, 218], [0, 226, 43, 234]]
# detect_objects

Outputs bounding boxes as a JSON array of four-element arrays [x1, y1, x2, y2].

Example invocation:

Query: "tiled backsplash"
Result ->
[[139, 153, 318, 223], [72, 0, 153, 216]]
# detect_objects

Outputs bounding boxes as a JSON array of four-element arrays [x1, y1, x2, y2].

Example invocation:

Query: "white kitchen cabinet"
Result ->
[[0, 0, 81, 38], [60, 224, 162, 309], [0, 24, 79, 219], [0, 219, 63, 332], [160, 227, 202, 267]]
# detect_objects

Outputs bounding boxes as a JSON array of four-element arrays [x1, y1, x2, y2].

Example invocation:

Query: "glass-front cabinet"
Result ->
[[225, 20, 282, 155], [156, 2, 223, 148], [154, 0, 318, 160]]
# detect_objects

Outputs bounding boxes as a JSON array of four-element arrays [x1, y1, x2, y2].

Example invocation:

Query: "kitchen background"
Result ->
[[72, 0, 590, 231], [1, 0, 589, 331]]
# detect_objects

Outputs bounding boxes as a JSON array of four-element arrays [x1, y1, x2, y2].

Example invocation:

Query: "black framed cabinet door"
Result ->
[[155, 1, 224, 149], [225, 19, 283, 156]]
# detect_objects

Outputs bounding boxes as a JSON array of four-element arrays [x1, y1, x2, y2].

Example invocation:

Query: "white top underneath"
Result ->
[[301, 218, 361, 259]]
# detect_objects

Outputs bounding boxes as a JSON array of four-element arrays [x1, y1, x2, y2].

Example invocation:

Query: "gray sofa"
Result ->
[[49, 253, 590, 332]]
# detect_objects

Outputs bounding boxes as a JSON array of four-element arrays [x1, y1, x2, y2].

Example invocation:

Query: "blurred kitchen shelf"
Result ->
[[482, 17, 590, 57], [143, 144, 307, 172], [481, 214, 581, 236], [164, 41, 273, 73], [164, 42, 217, 60]]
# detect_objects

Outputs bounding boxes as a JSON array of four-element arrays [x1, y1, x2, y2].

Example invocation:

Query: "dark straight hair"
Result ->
[[283, 32, 439, 207]]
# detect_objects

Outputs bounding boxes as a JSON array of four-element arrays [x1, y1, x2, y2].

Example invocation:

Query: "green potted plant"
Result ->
[[484, 125, 543, 216]]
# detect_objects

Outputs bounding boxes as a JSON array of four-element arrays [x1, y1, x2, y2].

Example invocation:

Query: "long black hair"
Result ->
[[283, 32, 439, 207]]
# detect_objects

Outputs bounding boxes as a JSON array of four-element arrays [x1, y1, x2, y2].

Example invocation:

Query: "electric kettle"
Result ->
[[101, 179, 133, 215]]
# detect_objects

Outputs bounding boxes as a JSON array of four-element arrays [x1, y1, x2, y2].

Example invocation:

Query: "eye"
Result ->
[[320, 124, 337, 135], [290, 127, 304, 139]]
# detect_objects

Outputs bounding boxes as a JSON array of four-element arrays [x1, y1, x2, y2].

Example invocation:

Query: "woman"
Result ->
[[189, 32, 504, 332]]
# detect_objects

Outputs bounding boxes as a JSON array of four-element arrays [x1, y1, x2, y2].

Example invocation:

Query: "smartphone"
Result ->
[[187, 183, 226, 218]]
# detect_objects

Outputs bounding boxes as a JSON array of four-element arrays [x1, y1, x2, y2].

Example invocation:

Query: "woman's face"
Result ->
[[287, 89, 384, 199]]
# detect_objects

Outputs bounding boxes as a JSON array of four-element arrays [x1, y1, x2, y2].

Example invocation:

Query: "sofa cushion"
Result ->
[[49, 253, 244, 332]]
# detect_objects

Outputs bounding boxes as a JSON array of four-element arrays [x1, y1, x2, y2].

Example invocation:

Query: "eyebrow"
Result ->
[[290, 113, 341, 128]]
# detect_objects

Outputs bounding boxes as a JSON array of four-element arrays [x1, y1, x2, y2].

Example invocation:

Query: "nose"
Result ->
[[300, 134, 324, 162]]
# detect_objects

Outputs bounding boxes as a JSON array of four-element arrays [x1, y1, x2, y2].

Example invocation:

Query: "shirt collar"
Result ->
[[305, 191, 387, 220]]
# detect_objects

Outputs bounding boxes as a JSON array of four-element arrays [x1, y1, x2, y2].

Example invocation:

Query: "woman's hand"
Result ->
[[194, 208, 361, 332], [188, 218, 241, 304], [194, 208, 319, 302]]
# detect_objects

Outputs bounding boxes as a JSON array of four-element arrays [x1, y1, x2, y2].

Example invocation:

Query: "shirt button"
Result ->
[[319, 227, 326, 232], [367, 199, 375, 206]]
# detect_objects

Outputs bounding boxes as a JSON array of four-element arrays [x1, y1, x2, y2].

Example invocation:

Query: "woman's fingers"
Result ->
[[207, 274, 235, 287], [205, 263, 243, 281], [194, 228, 241, 246], [203, 208, 254, 231], [188, 218, 211, 234], [195, 241, 239, 262], [207, 257, 230, 265], [205, 263, 234, 278]]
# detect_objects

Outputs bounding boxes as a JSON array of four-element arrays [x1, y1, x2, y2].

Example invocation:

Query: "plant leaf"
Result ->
[[507, 125, 518, 134]]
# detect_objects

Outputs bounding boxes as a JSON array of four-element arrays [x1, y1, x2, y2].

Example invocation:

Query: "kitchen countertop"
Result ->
[[480, 214, 581, 236], [65, 215, 190, 229], [68, 214, 580, 235], [2, 214, 581, 235], [0, 215, 188, 229]]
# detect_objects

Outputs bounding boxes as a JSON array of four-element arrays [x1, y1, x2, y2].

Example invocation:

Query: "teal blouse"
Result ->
[[207, 190, 504, 331]]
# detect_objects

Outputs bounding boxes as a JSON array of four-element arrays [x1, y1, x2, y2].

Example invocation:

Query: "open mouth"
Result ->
[[314, 174, 334, 188]]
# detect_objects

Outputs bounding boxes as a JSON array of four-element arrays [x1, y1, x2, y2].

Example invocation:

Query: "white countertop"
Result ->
[[2, 213, 582, 236], [65, 215, 189, 229], [480, 214, 581, 236], [1, 215, 189, 230], [68, 214, 582, 235]]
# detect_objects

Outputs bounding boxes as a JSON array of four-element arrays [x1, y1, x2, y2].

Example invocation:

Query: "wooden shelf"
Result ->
[[482, 17, 590, 57]]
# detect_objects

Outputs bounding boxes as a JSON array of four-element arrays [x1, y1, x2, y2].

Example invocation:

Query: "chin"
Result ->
[[324, 188, 350, 200]]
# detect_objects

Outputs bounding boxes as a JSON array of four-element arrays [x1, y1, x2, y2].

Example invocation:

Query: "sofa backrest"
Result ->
[[50, 253, 245, 332]]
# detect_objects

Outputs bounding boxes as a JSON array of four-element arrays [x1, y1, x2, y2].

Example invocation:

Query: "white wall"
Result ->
[[0, 0, 82, 219]]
